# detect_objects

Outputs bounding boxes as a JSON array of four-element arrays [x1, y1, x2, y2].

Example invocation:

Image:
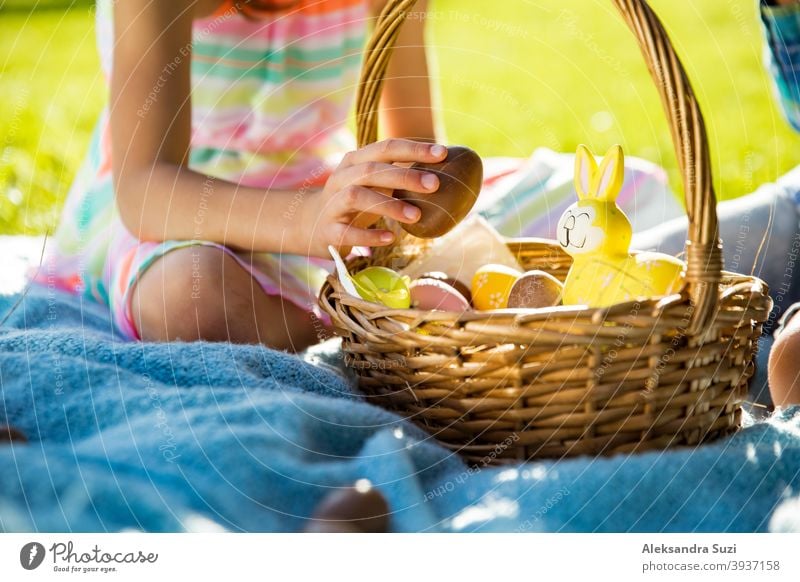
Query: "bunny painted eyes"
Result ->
[[558, 144, 686, 307], [557, 206, 600, 252]]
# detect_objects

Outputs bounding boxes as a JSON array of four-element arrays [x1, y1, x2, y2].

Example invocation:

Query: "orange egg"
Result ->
[[471, 264, 522, 310]]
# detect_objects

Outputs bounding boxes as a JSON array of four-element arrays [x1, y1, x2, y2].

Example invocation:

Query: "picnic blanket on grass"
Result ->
[[1, 282, 800, 533]]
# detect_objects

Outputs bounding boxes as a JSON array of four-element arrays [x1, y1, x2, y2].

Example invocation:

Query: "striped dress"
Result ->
[[43, 0, 370, 338]]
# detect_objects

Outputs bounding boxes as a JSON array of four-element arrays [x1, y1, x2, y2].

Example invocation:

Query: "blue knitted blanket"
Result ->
[[1, 285, 799, 532]]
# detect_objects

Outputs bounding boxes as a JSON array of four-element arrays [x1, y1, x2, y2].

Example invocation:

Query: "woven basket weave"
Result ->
[[318, 0, 773, 462]]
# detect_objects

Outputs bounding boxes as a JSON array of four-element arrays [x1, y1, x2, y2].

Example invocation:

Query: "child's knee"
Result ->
[[768, 314, 800, 407], [131, 246, 235, 341]]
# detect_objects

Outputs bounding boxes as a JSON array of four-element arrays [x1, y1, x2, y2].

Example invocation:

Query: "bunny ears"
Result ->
[[574, 144, 624, 202]]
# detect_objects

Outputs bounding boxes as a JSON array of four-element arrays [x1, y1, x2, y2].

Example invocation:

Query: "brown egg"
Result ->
[[419, 271, 473, 304], [0, 424, 28, 444], [395, 146, 483, 238], [507, 270, 563, 309], [304, 481, 390, 533]]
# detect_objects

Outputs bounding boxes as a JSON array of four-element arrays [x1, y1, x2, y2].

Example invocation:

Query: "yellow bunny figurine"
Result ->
[[557, 144, 685, 307]]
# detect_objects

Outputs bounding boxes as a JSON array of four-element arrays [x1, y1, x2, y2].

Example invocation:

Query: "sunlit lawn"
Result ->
[[1, 0, 798, 235]]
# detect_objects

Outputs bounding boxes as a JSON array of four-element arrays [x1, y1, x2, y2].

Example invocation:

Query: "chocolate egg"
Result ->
[[304, 481, 390, 533], [395, 146, 483, 238], [419, 271, 472, 304], [410, 278, 471, 312], [0, 425, 27, 444], [471, 264, 523, 310], [507, 270, 563, 308]]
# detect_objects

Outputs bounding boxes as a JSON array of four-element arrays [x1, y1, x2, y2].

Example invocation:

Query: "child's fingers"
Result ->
[[328, 223, 395, 248], [341, 139, 447, 167], [337, 186, 421, 224], [337, 162, 439, 193]]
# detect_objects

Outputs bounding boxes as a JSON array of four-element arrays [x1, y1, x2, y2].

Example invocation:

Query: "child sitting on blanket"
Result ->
[[42, 0, 800, 373], [762, 0, 800, 407], [636, 1, 800, 407], [40, 0, 677, 351], [43, 0, 449, 350]]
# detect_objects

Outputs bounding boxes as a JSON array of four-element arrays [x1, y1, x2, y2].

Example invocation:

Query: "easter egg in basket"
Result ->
[[471, 264, 523, 310], [418, 271, 473, 304], [409, 277, 471, 312], [507, 270, 563, 309], [351, 267, 411, 309]]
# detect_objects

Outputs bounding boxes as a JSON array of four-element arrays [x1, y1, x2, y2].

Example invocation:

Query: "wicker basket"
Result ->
[[319, 0, 773, 462]]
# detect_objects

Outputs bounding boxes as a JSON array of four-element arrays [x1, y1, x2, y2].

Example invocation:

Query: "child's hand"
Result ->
[[297, 139, 448, 257]]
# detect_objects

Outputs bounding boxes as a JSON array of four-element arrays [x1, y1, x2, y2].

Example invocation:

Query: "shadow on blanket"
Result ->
[[1, 285, 799, 532]]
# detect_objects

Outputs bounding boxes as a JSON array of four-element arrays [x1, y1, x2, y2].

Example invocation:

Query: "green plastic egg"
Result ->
[[351, 267, 411, 309]]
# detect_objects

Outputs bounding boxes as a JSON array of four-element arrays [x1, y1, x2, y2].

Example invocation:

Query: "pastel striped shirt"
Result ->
[[97, 0, 369, 188]]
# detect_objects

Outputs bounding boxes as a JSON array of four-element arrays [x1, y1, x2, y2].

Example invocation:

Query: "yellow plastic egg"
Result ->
[[471, 264, 522, 310]]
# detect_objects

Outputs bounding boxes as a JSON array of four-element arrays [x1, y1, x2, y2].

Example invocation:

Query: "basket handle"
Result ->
[[355, 0, 721, 335]]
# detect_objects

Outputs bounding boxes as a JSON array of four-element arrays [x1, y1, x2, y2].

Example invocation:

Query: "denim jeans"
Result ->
[[632, 164, 800, 409]]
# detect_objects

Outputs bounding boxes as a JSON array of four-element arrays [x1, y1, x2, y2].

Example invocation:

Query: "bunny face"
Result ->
[[558, 144, 632, 258], [557, 203, 602, 254]]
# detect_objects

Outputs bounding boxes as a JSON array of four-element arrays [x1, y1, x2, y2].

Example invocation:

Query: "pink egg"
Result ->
[[409, 278, 471, 312]]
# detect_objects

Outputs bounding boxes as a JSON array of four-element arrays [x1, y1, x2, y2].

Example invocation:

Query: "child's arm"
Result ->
[[373, 0, 438, 142], [111, 0, 444, 257]]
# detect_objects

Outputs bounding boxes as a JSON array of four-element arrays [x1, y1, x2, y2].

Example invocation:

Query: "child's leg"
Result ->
[[632, 166, 800, 408], [130, 246, 322, 351], [768, 304, 800, 406]]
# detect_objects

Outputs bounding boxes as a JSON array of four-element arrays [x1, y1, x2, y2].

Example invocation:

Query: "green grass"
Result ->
[[0, 2, 104, 234], [1, 0, 799, 235]]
